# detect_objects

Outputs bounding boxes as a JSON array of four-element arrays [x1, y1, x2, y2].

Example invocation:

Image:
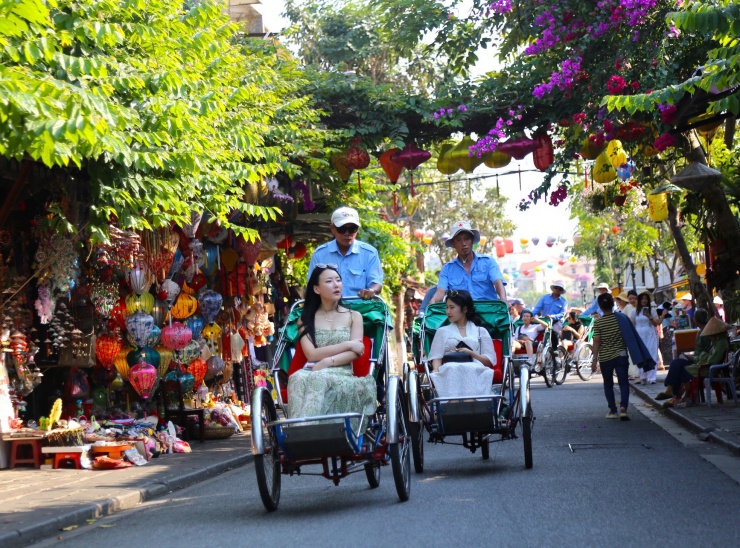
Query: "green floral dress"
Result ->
[[287, 327, 377, 424]]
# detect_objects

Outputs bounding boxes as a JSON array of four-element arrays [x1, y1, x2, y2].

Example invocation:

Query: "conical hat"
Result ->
[[615, 292, 629, 302], [700, 316, 729, 337]]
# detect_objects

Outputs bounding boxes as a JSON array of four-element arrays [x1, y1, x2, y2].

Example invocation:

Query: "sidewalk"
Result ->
[[0, 432, 252, 548], [629, 372, 740, 456]]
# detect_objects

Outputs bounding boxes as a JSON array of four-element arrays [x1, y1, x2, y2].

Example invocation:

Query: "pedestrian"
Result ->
[[591, 293, 631, 420], [531, 281, 568, 353], [714, 296, 725, 321], [307, 206, 383, 300], [634, 291, 667, 385], [657, 302, 675, 366], [582, 282, 611, 316], [430, 220, 507, 303], [678, 292, 695, 327]]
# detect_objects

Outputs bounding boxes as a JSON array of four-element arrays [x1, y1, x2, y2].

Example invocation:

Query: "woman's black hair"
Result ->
[[445, 289, 480, 324], [627, 289, 638, 297], [636, 292, 651, 314], [521, 308, 533, 319], [299, 266, 345, 343], [568, 310, 579, 321]]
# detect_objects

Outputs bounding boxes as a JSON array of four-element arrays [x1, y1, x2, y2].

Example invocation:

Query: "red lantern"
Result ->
[[188, 358, 208, 388], [523, 270, 530, 276], [391, 144, 431, 197], [379, 148, 403, 183], [96, 334, 122, 368], [277, 234, 294, 250], [532, 133, 554, 171], [503, 238, 514, 254], [288, 242, 307, 260], [189, 272, 207, 292], [413, 229, 425, 239], [495, 242, 505, 258], [496, 136, 540, 160], [129, 362, 159, 400], [108, 297, 128, 332], [161, 322, 193, 351], [237, 234, 261, 265], [345, 138, 370, 170], [558, 259, 566, 265], [612, 226, 621, 235]]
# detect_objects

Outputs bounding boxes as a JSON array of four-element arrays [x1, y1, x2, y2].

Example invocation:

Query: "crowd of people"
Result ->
[[284, 209, 731, 424]]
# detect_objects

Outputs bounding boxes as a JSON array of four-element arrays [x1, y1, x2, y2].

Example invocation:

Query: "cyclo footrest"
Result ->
[[436, 398, 500, 435]]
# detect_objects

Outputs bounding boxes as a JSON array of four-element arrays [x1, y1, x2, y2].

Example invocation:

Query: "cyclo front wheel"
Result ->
[[543, 345, 555, 388], [552, 348, 567, 385], [388, 377, 411, 502], [523, 403, 533, 469], [253, 391, 281, 511], [576, 343, 594, 381]]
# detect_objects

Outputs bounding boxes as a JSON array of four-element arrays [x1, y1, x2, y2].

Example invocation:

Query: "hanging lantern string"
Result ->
[[393, 168, 575, 193], [0, 221, 89, 312]]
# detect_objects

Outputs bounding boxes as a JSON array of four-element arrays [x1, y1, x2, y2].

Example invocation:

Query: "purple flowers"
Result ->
[[532, 56, 582, 98], [658, 104, 677, 124], [653, 132, 676, 152], [488, 0, 513, 14]]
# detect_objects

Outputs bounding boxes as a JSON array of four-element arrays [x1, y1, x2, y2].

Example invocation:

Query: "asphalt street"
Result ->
[[36, 375, 740, 547]]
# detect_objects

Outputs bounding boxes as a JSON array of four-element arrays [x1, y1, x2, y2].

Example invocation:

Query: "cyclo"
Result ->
[[250, 297, 412, 511], [406, 300, 533, 469], [562, 315, 596, 381], [511, 316, 565, 387]]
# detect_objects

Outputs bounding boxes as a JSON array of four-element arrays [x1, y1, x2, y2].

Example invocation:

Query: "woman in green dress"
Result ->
[[287, 265, 377, 420]]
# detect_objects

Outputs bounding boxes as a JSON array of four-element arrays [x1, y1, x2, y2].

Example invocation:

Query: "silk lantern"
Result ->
[[380, 148, 404, 182], [129, 361, 159, 400], [179, 210, 203, 241], [150, 299, 167, 328], [617, 160, 635, 181], [179, 339, 202, 364], [580, 135, 606, 160], [288, 242, 307, 260], [155, 344, 173, 377], [126, 345, 161, 372], [178, 371, 195, 396], [189, 272, 207, 293], [532, 133, 554, 171], [171, 293, 198, 320], [345, 138, 370, 191], [157, 279, 180, 309], [184, 314, 205, 339], [648, 193, 668, 222], [331, 151, 352, 182], [503, 238, 514, 254], [161, 322, 193, 351], [125, 291, 154, 315], [108, 297, 128, 332], [96, 334, 122, 368], [496, 136, 540, 160], [114, 345, 133, 381], [391, 144, 431, 197], [593, 152, 617, 184], [237, 235, 261, 266], [436, 143, 460, 175], [531, 237, 540, 246], [127, 265, 153, 295], [483, 150, 511, 169], [127, 324, 160, 348], [606, 140, 627, 169], [495, 241, 505, 258], [188, 358, 208, 388], [198, 290, 223, 325], [206, 355, 225, 380], [125, 311, 155, 349], [448, 136, 483, 174]]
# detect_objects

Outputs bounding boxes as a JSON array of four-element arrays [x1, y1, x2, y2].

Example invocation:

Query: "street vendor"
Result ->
[[430, 220, 507, 304]]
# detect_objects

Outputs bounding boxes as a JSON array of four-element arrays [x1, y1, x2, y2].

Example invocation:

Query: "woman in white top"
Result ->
[[511, 309, 544, 367], [427, 290, 497, 398], [634, 291, 668, 384]]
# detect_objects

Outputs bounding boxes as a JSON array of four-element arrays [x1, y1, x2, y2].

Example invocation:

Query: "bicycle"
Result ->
[[532, 318, 565, 387], [562, 315, 596, 381]]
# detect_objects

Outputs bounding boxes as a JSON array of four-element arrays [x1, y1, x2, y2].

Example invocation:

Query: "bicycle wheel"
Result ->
[[576, 343, 594, 381], [388, 378, 411, 502], [253, 392, 281, 511], [364, 462, 381, 488], [522, 403, 533, 469], [543, 346, 555, 388], [407, 371, 424, 473], [553, 348, 567, 385]]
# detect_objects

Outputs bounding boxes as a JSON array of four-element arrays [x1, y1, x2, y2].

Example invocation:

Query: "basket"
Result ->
[[203, 425, 236, 440], [46, 427, 86, 447]]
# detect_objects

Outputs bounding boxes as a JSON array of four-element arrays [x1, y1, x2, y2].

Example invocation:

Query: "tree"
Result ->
[[0, 0, 326, 241]]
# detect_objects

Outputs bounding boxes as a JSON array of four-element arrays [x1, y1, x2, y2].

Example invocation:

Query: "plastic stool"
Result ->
[[53, 452, 83, 469], [9, 439, 43, 469]]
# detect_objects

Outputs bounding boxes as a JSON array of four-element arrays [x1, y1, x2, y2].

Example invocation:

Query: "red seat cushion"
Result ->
[[491, 339, 503, 384], [288, 336, 373, 378]]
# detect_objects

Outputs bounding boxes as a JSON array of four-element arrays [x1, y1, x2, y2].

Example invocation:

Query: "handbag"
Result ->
[[441, 351, 473, 364]]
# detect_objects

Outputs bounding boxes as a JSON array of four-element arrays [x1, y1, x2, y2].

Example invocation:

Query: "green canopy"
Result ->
[[421, 300, 512, 356]]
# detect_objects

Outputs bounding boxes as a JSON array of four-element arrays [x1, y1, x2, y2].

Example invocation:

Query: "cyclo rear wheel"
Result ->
[[552, 348, 567, 385], [523, 403, 533, 469], [253, 391, 281, 511], [407, 370, 424, 473], [388, 377, 411, 502], [576, 343, 594, 381], [364, 462, 381, 488], [543, 345, 555, 388]]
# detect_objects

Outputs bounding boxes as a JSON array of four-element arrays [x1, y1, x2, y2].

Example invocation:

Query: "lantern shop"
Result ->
[[0, 166, 299, 470]]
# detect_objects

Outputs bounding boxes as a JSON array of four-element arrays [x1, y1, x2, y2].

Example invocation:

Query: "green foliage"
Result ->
[[0, 0, 328, 242]]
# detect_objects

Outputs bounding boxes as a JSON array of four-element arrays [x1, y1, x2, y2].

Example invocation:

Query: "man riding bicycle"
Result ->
[[531, 281, 568, 360]]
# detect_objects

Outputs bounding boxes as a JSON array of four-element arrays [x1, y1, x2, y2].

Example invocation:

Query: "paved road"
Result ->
[[38, 375, 739, 547]]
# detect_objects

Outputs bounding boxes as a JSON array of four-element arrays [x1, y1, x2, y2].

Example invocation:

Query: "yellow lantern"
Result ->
[[648, 193, 668, 222], [519, 238, 529, 245], [569, 256, 577, 263], [114, 345, 134, 381], [592, 152, 617, 184], [579, 135, 606, 160], [155, 344, 173, 377], [448, 136, 484, 174], [181, 281, 195, 295], [483, 150, 512, 169], [606, 139, 627, 169], [125, 291, 154, 315], [478, 236, 488, 247], [221, 248, 239, 272], [436, 143, 460, 175], [171, 293, 198, 320], [202, 322, 222, 342]]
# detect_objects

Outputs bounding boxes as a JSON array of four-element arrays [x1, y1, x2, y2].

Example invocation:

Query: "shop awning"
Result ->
[[652, 278, 692, 294]]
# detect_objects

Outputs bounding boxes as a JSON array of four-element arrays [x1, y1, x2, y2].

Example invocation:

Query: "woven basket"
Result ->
[[203, 425, 236, 440]]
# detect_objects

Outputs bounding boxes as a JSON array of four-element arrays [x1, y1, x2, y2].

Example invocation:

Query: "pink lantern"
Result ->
[[391, 144, 431, 197], [503, 239, 514, 254], [129, 362, 159, 400], [496, 136, 541, 160], [160, 322, 193, 351]]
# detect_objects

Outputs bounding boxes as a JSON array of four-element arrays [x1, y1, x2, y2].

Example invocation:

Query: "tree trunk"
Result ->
[[667, 202, 716, 315]]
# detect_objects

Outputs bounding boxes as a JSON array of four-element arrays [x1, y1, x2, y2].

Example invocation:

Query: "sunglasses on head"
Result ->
[[335, 224, 359, 235], [446, 290, 460, 298], [316, 263, 338, 269]]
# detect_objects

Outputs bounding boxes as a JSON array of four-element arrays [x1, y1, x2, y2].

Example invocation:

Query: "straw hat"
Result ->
[[638, 289, 652, 300], [615, 292, 629, 303], [678, 292, 692, 301], [700, 316, 729, 337]]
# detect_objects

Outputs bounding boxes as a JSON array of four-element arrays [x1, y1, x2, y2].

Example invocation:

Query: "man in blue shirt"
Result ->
[[583, 282, 611, 316], [430, 220, 507, 304], [307, 206, 383, 300], [532, 281, 568, 351]]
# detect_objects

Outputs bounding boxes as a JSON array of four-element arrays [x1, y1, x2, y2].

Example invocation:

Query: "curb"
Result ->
[[1, 451, 253, 548], [630, 382, 740, 457]]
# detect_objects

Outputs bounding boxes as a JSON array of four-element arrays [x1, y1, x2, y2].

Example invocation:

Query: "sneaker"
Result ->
[[619, 408, 630, 421], [606, 412, 619, 419]]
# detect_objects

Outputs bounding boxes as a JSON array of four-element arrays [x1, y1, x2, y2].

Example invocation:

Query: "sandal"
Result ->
[[655, 391, 672, 401]]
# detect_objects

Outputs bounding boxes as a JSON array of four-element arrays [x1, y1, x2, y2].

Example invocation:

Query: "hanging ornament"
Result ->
[[183, 314, 206, 339], [503, 239, 514, 254], [198, 289, 223, 325], [616, 159, 636, 181], [345, 138, 370, 191], [573, 234, 582, 245], [127, 264, 153, 295], [519, 238, 529, 245], [125, 291, 155, 315], [331, 151, 352, 182], [179, 339, 202, 364], [593, 152, 617, 184], [114, 345, 133, 381], [205, 355, 225, 380], [157, 279, 180, 310], [126, 346, 161, 374], [188, 358, 208, 388], [448, 136, 483, 174], [531, 237, 540, 246], [96, 334, 122, 368], [127, 323, 160, 348], [496, 135, 540, 160], [436, 143, 459, 176], [125, 311, 155, 349], [483, 150, 512, 169], [129, 361, 159, 400], [155, 345, 173, 377], [532, 132, 555, 171], [220, 247, 239, 272], [579, 135, 606, 160], [612, 226, 621, 235], [378, 148, 404, 182], [391, 144, 431, 197], [236, 234, 261, 266], [495, 241, 505, 258], [648, 193, 668, 222], [171, 293, 198, 320], [606, 139, 627, 169], [179, 210, 203, 241], [150, 299, 167, 328], [569, 256, 577, 263], [161, 322, 193, 351]]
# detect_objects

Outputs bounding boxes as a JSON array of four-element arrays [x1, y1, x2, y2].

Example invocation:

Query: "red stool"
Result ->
[[9, 438, 43, 469], [53, 451, 83, 469]]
